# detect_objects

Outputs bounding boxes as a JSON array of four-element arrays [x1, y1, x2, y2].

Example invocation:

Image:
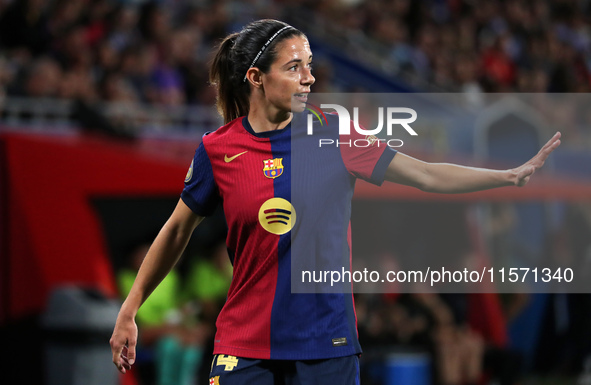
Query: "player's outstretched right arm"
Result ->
[[385, 132, 561, 193], [110, 199, 204, 374]]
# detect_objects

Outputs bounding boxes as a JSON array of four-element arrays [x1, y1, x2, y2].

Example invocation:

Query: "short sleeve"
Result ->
[[181, 142, 221, 216], [339, 127, 397, 186]]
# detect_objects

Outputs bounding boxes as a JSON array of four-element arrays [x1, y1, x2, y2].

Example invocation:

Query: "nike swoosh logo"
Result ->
[[224, 151, 248, 163]]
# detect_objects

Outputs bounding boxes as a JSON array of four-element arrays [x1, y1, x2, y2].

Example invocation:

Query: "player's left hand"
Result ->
[[120, 345, 133, 372], [512, 131, 561, 187], [110, 315, 137, 374]]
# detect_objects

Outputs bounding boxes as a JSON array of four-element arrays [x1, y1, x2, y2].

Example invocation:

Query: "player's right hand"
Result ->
[[513, 131, 561, 187], [110, 315, 138, 374]]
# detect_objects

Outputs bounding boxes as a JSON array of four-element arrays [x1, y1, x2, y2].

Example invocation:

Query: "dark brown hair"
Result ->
[[209, 19, 304, 124]]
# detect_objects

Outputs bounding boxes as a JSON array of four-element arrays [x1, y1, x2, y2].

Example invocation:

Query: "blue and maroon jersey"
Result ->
[[181, 113, 396, 360]]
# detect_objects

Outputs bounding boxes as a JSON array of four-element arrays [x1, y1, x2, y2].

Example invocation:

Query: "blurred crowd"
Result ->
[[307, 0, 591, 93], [1, 0, 591, 111], [0, 0, 227, 107]]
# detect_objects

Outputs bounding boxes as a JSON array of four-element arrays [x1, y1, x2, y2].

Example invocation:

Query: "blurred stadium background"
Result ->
[[1, 0, 591, 385]]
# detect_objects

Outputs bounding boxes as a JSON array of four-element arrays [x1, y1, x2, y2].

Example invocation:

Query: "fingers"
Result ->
[[126, 340, 137, 367], [519, 175, 531, 187], [516, 165, 535, 187], [110, 339, 126, 373], [542, 135, 561, 155], [111, 344, 134, 373], [121, 346, 132, 371], [515, 132, 560, 188], [110, 316, 139, 374], [111, 336, 137, 374], [538, 132, 562, 157], [531, 132, 561, 167], [544, 131, 561, 148]]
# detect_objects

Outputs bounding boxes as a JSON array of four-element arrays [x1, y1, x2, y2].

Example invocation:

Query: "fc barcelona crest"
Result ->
[[263, 158, 284, 179]]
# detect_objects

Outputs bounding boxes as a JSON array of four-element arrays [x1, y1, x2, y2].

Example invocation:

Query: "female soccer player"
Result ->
[[110, 19, 560, 384]]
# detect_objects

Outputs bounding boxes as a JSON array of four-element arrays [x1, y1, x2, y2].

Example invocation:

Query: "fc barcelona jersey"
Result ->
[[181, 113, 396, 360]]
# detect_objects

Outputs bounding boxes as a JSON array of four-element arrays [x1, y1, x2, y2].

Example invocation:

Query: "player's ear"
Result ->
[[245, 68, 263, 88]]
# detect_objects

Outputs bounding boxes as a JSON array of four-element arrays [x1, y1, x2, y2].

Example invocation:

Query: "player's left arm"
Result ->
[[384, 132, 561, 193]]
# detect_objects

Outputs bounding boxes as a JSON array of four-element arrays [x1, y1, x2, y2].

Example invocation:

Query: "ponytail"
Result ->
[[209, 33, 250, 124], [209, 20, 304, 124]]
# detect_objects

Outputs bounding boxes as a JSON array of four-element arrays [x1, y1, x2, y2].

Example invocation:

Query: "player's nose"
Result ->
[[302, 67, 315, 86]]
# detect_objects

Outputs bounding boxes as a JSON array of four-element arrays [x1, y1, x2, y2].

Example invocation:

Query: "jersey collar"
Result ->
[[242, 116, 292, 138]]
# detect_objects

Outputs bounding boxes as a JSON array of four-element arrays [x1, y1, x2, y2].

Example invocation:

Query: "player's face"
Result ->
[[262, 35, 315, 113]]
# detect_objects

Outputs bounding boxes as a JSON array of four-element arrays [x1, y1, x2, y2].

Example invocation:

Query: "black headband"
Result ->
[[242, 25, 294, 82]]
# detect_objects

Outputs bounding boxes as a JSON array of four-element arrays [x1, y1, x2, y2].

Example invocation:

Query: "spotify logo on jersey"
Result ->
[[258, 198, 296, 235]]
